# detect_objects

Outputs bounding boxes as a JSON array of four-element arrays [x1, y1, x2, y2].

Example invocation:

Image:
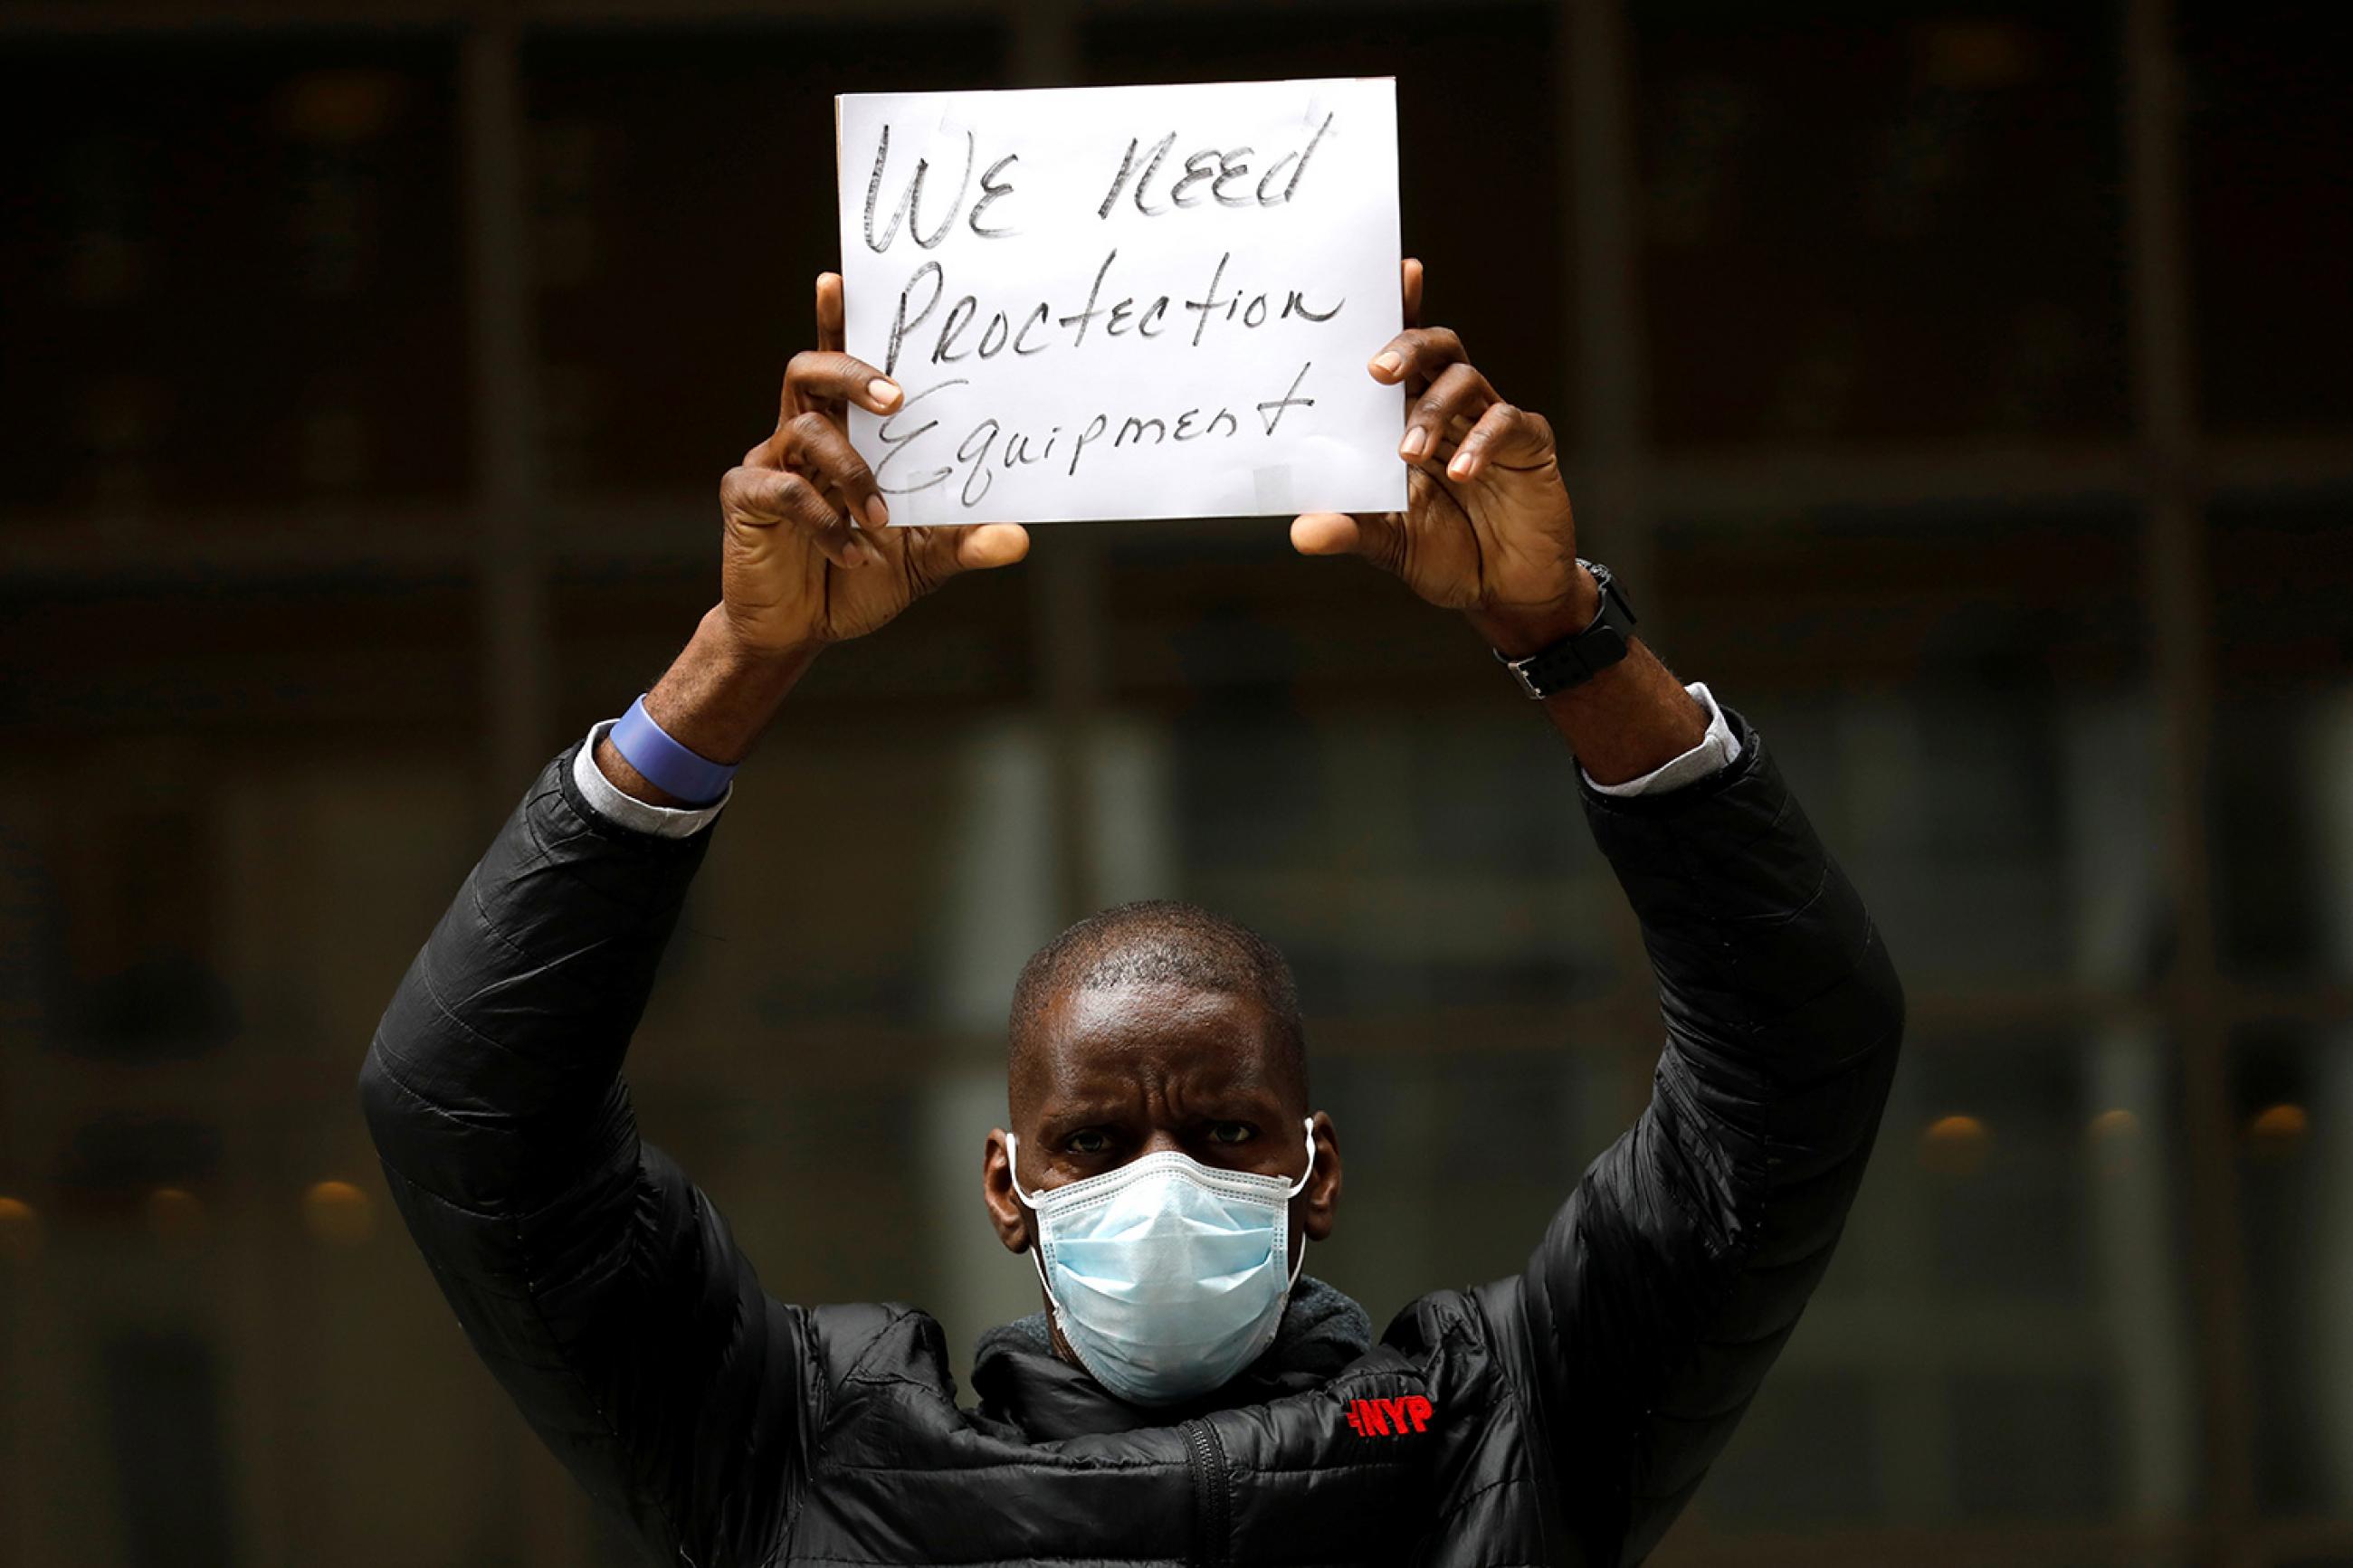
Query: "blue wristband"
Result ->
[[607, 695, 738, 806]]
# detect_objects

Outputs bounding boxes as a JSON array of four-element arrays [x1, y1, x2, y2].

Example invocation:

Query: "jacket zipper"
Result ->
[[1180, 1417, 1232, 1568]]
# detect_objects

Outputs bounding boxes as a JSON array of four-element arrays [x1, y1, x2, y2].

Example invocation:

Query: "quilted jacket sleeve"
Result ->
[[1503, 707, 1904, 1564], [358, 747, 807, 1568]]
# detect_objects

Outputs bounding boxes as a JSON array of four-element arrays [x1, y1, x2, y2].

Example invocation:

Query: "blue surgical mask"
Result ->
[[1006, 1118, 1318, 1407]]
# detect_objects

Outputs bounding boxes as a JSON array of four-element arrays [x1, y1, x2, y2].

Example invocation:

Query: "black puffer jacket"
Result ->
[[360, 708, 1902, 1568]]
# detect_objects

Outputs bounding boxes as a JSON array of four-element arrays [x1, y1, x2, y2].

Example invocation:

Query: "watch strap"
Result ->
[[1494, 560, 1638, 699]]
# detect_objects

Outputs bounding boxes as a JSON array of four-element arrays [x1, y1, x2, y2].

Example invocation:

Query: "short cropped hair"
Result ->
[[1007, 899, 1306, 1090]]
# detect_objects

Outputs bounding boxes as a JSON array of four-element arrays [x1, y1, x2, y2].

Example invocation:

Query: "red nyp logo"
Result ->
[[1343, 1394, 1434, 1437]]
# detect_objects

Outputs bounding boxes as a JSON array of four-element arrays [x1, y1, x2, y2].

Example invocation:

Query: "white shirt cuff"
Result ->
[[572, 718, 732, 839], [1583, 680, 1742, 798]]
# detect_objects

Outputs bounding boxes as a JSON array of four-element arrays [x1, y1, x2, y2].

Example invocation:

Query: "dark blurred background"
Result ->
[[1, 1, 2348, 1563]]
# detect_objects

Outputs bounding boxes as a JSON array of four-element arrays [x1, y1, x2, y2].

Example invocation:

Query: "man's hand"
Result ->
[[595, 274, 1031, 803], [1292, 259, 1708, 784], [1289, 258, 1596, 658], [720, 271, 1030, 655]]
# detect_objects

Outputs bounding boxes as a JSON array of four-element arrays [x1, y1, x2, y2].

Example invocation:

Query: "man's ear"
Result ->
[[1300, 1111, 1343, 1243], [982, 1128, 1032, 1254]]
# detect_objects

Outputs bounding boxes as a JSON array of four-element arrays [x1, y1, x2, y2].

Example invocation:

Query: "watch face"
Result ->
[[1580, 562, 1634, 624]]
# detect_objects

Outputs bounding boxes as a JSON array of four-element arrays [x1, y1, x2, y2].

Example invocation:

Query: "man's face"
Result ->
[[982, 978, 1343, 1321]]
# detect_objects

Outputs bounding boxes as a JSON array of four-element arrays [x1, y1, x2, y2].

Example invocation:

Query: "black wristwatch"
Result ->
[[1492, 560, 1637, 699]]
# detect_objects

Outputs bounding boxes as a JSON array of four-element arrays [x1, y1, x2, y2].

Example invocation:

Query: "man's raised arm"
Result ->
[[1517, 695, 1901, 1565], [1295, 263, 1903, 1563], [357, 274, 1030, 1565]]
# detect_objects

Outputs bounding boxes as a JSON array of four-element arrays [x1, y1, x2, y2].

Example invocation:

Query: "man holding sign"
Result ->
[[363, 77, 1900, 1568]]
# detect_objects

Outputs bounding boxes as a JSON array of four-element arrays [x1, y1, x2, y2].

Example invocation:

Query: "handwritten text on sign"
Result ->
[[834, 78, 1405, 527]]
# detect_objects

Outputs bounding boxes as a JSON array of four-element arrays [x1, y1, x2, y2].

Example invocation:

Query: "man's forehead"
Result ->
[[1044, 978, 1267, 1041], [1015, 979, 1285, 1097]]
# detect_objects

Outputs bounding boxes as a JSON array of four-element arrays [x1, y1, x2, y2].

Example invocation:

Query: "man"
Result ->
[[362, 261, 1903, 1568]]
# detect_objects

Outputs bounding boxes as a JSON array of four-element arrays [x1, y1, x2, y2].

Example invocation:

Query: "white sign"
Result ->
[[834, 78, 1405, 527]]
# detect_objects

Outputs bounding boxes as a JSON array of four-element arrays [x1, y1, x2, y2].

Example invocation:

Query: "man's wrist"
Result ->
[[656, 610, 824, 760], [593, 608, 820, 808], [713, 604, 831, 677], [1465, 564, 1602, 659], [1466, 560, 1710, 784]]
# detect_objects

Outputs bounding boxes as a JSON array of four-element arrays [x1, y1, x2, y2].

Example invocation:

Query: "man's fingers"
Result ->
[[1400, 361, 1495, 466], [1447, 401, 1557, 481], [721, 464, 875, 569], [1400, 257, 1424, 331], [784, 350, 901, 422], [1367, 326, 1466, 392], [1290, 510, 1405, 575], [816, 271, 846, 355], [776, 411, 891, 531]]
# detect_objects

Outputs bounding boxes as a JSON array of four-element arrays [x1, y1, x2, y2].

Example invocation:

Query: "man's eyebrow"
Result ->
[[1034, 1097, 1138, 1132], [1180, 1094, 1291, 1124]]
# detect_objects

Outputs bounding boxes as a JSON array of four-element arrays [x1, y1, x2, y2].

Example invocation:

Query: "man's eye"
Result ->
[[1066, 1130, 1110, 1155], [1207, 1122, 1255, 1145]]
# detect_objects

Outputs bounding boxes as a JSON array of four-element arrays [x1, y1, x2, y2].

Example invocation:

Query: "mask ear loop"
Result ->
[[1282, 1116, 1318, 1289], [1004, 1131, 1051, 1210], [1282, 1116, 1319, 1198], [1003, 1134, 1070, 1317]]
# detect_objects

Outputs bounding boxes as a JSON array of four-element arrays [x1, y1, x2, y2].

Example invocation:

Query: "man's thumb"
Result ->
[[909, 522, 1031, 590], [1290, 511, 1405, 575], [959, 523, 1031, 570]]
